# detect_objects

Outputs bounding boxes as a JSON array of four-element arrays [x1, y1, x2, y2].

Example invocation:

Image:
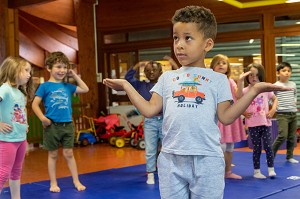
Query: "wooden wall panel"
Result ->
[[74, 0, 99, 117], [0, 0, 8, 62], [96, 0, 300, 32], [0, 2, 19, 63]]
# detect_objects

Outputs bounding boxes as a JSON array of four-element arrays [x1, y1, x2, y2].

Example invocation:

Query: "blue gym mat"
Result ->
[[2, 151, 300, 199]]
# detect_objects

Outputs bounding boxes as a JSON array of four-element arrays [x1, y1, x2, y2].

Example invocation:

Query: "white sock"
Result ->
[[268, 167, 276, 177], [254, 169, 266, 179]]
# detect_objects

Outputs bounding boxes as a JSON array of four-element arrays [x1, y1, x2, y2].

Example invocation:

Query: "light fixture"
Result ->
[[280, 44, 300, 46], [249, 39, 254, 44], [221, 0, 300, 9], [286, 0, 300, 3], [252, 53, 295, 56]]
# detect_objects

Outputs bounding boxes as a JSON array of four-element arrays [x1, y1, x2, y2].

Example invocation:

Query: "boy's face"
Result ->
[[277, 66, 291, 83], [144, 63, 162, 83], [47, 62, 68, 82], [173, 22, 214, 67]]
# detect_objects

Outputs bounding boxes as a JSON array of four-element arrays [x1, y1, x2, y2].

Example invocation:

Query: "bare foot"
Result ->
[[50, 184, 60, 192], [74, 182, 86, 191]]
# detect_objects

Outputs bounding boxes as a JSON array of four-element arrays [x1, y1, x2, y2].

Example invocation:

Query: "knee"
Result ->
[[63, 149, 74, 159], [48, 151, 58, 160], [10, 171, 21, 180]]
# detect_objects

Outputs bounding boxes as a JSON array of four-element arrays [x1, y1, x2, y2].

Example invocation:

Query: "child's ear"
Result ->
[[46, 65, 51, 72], [276, 71, 280, 77], [204, 38, 214, 52]]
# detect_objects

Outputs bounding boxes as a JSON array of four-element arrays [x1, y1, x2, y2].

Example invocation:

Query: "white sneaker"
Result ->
[[254, 170, 266, 179], [268, 167, 276, 178], [146, 173, 155, 184], [287, 158, 299, 163]]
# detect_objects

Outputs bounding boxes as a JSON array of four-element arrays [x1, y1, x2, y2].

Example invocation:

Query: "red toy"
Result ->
[[94, 114, 127, 144]]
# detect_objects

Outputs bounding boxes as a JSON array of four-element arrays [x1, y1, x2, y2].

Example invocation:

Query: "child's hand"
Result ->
[[103, 78, 128, 91], [267, 109, 276, 119], [41, 117, 51, 128], [67, 69, 76, 77], [243, 111, 253, 119], [252, 82, 293, 94], [0, 122, 12, 133], [239, 71, 252, 81]]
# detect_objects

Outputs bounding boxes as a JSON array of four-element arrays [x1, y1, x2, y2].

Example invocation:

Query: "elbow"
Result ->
[[219, 118, 233, 125]]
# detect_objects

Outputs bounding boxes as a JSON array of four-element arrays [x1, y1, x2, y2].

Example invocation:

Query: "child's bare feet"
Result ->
[[74, 182, 86, 191], [50, 183, 60, 192]]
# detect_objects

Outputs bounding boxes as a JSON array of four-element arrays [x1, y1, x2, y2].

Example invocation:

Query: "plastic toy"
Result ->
[[75, 115, 98, 146]]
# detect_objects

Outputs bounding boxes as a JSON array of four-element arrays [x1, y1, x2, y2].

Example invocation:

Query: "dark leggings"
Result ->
[[248, 125, 274, 169]]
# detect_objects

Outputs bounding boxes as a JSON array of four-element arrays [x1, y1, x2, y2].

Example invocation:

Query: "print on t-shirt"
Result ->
[[50, 88, 69, 109], [172, 72, 208, 104], [12, 104, 26, 124]]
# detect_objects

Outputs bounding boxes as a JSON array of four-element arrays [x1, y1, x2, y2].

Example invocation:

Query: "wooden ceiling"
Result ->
[[7, 0, 300, 67], [9, 0, 77, 67]]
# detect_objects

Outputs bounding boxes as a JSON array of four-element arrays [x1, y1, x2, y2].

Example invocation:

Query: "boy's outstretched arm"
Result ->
[[217, 82, 292, 125], [103, 78, 162, 118]]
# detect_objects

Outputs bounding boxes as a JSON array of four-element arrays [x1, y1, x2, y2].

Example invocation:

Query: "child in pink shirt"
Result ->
[[210, 54, 246, 179], [237, 63, 277, 179]]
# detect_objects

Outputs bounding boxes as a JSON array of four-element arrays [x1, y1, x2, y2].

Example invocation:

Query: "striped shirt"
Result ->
[[274, 81, 297, 112]]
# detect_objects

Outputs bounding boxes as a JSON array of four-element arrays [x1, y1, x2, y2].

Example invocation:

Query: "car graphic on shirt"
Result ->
[[172, 81, 205, 104]]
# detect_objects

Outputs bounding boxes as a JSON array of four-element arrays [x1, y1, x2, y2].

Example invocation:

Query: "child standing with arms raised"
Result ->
[[125, 60, 163, 184], [237, 63, 277, 179], [125, 58, 178, 184], [210, 54, 246, 179], [103, 6, 289, 199], [0, 56, 34, 199], [32, 52, 88, 192], [272, 62, 299, 163]]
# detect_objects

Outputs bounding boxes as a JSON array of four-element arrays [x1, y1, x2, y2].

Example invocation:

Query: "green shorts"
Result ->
[[43, 122, 74, 151]]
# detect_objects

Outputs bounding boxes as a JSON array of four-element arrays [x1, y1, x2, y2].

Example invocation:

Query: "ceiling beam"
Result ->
[[8, 0, 55, 8]]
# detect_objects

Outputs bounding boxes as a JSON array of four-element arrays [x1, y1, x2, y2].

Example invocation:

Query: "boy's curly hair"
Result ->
[[45, 51, 70, 69], [172, 5, 217, 41]]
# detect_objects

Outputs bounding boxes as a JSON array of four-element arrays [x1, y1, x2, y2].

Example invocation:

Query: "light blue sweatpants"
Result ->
[[158, 152, 225, 199]]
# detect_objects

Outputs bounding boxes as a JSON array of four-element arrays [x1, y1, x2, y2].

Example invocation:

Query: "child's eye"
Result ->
[[185, 36, 192, 41], [173, 36, 178, 41]]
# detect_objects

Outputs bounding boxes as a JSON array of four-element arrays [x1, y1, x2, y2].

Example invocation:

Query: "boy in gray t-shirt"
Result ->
[[103, 6, 291, 199]]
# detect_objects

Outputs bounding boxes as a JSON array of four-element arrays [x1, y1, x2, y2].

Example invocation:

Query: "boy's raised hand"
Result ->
[[103, 78, 128, 91], [67, 69, 76, 77]]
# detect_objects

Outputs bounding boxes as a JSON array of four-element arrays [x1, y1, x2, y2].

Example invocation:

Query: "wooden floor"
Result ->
[[4, 141, 300, 187]]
